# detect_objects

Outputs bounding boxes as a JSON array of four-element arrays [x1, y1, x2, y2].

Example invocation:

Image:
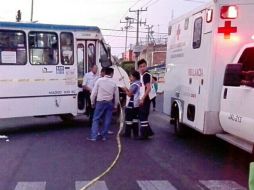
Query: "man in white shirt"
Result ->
[[82, 65, 99, 125], [87, 67, 119, 141]]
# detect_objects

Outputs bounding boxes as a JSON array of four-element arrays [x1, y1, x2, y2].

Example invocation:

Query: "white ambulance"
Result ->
[[164, 0, 254, 153]]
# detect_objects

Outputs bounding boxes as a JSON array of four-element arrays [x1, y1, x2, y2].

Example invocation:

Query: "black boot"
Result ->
[[122, 124, 132, 137], [132, 122, 139, 139]]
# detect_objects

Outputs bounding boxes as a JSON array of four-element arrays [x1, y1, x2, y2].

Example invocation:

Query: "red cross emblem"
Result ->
[[218, 21, 237, 39], [176, 24, 181, 40]]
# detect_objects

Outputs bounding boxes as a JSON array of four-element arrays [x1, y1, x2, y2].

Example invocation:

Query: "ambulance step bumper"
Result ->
[[216, 133, 253, 153]]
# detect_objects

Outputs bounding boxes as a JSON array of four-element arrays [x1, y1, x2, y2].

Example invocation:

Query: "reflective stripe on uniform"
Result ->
[[125, 121, 133, 125]]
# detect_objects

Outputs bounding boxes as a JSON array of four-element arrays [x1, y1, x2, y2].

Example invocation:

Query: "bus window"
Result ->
[[87, 43, 96, 69], [60, 32, 74, 65], [77, 44, 84, 87], [29, 32, 58, 65], [0, 30, 26, 65], [193, 17, 203, 49]]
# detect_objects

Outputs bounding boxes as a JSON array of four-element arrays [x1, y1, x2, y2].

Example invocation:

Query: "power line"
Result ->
[[103, 34, 167, 40], [184, 0, 206, 3], [146, 0, 160, 8], [103, 34, 154, 39], [131, 0, 145, 8], [141, 0, 154, 7], [112, 0, 146, 29], [101, 28, 167, 35]]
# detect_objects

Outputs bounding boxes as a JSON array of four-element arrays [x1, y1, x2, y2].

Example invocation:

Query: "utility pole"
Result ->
[[157, 24, 160, 44], [30, 0, 34, 22], [120, 16, 133, 61], [145, 25, 153, 45], [129, 8, 147, 69]]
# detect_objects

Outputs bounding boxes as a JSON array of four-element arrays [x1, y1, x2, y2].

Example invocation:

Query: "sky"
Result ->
[[0, 0, 210, 56]]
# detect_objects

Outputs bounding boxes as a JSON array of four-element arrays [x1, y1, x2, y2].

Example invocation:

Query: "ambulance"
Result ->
[[164, 0, 254, 153]]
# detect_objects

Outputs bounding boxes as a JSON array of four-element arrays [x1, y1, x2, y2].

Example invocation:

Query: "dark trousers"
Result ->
[[84, 89, 94, 125], [124, 107, 139, 138], [139, 98, 154, 138], [91, 101, 113, 139], [151, 97, 156, 109]]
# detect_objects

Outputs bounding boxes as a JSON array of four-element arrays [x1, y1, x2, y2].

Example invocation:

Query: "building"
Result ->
[[121, 49, 135, 62], [139, 43, 167, 67]]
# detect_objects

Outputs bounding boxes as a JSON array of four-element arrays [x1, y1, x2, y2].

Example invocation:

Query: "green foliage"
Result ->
[[121, 61, 135, 75]]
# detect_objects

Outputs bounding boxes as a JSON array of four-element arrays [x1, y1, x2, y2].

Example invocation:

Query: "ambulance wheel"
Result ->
[[60, 114, 75, 122], [174, 117, 185, 137]]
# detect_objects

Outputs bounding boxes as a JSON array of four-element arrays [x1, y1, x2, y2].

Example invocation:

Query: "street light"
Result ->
[[121, 16, 133, 61]]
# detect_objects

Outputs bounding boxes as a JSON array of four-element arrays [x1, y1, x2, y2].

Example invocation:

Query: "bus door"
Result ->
[[76, 40, 97, 113]]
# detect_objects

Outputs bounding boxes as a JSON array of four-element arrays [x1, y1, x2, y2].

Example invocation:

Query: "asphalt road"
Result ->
[[0, 95, 252, 190]]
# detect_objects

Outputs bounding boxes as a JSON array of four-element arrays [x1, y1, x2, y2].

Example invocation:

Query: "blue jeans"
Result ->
[[91, 101, 113, 139]]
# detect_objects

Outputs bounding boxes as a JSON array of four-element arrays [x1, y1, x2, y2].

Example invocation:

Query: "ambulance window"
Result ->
[[184, 18, 189, 30], [193, 17, 203, 49], [168, 26, 172, 36], [29, 32, 58, 65], [187, 104, 195, 122], [0, 30, 27, 65], [239, 47, 254, 71], [60, 32, 74, 65]]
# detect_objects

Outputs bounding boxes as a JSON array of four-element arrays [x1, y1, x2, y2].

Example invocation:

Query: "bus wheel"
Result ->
[[60, 114, 74, 122], [174, 116, 185, 137]]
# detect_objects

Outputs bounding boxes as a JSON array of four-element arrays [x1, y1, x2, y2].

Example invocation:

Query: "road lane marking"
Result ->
[[14, 182, 46, 190], [137, 180, 177, 190], [75, 181, 108, 190], [199, 180, 247, 190]]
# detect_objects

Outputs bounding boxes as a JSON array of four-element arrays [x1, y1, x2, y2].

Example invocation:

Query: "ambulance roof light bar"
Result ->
[[221, 5, 238, 19]]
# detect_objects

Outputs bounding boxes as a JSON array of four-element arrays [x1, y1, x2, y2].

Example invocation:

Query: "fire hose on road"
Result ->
[[80, 65, 127, 190]]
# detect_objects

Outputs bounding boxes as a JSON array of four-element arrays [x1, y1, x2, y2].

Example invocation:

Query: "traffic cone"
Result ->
[[249, 162, 254, 190]]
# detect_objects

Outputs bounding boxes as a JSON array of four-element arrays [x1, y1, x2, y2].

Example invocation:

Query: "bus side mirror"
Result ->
[[107, 47, 111, 58], [223, 64, 242, 86], [99, 54, 111, 68]]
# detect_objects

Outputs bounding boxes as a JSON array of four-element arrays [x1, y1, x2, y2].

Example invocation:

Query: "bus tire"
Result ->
[[60, 114, 75, 122]]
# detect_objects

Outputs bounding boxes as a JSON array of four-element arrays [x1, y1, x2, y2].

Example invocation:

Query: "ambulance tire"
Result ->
[[174, 117, 185, 137], [60, 114, 75, 123]]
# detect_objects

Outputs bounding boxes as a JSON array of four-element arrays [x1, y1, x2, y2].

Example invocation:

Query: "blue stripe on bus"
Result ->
[[0, 22, 100, 32]]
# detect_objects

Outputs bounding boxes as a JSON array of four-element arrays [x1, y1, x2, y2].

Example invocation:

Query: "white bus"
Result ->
[[0, 21, 129, 121], [164, 0, 254, 153]]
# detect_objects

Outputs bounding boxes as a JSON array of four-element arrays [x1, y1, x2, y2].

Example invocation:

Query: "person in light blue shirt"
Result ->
[[82, 65, 99, 125]]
